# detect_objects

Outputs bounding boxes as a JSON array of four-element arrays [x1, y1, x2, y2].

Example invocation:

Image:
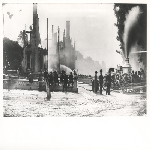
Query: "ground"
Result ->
[[3, 83, 146, 117]]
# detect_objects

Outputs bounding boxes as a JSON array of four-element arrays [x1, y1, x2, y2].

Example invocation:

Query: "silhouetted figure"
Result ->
[[63, 71, 68, 92], [106, 71, 111, 95], [69, 72, 74, 87], [48, 72, 53, 87], [94, 71, 98, 93], [38, 70, 42, 81], [60, 70, 65, 86], [44, 69, 48, 82], [29, 73, 33, 83], [99, 69, 104, 95], [140, 68, 145, 81], [131, 70, 135, 83], [115, 72, 120, 86], [134, 71, 139, 83], [54, 71, 59, 86]]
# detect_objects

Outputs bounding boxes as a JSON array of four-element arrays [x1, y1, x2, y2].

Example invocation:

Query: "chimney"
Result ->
[[66, 21, 70, 39], [33, 3, 38, 32], [33, 3, 37, 14]]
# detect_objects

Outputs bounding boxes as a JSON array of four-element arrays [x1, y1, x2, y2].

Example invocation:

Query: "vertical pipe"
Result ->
[[58, 26, 60, 72], [47, 18, 48, 70], [46, 18, 51, 100]]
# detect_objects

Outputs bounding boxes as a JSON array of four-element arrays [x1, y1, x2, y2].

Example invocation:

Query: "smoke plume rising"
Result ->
[[123, 6, 142, 58]]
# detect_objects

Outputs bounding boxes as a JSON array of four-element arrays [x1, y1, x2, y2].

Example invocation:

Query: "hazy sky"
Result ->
[[3, 3, 123, 69]]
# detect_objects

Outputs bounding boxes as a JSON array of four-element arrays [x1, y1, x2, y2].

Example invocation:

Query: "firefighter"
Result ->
[[44, 69, 48, 82], [69, 72, 74, 87], [29, 72, 33, 83], [63, 71, 68, 92], [60, 70, 65, 85], [99, 69, 104, 95], [106, 71, 111, 95], [48, 72, 53, 87], [94, 71, 98, 93], [54, 71, 59, 86]]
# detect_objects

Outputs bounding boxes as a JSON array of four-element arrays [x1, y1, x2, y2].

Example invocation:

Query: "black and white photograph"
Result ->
[[2, 2, 147, 117], [1, 1, 150, 150]]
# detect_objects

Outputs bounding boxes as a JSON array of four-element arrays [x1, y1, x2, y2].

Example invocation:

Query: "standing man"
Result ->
[[131, 70, 135, 83], [63, 71, 68, 92], [29, 72, 33, 84], [69, 72, 74, 87], [44, 68, 48, 82], [54, 71, 59, 86], [106, 71, 111, 95], [94, 71, 98, 93], [99, 69, 104, 95], [48, 72, 53, 87]]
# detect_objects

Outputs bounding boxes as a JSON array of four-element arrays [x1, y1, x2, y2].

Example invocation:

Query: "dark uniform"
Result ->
[[106, 72, 111, 95], [134, 71, 139, 83], [60, 70, 65, 85], [94, 71, 98, 93], [99, 69, 103, 95], [48, 72, 53, 86], [69, 72, 73, 86], [29, 73, 33, 83], [131, 71, 135, 83], [54, 71, 59, 86], [63, 72, 68, 92], [44, 70, 48, 82]]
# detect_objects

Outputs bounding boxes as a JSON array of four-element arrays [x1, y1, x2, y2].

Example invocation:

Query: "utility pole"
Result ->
[[47, 18, 48, 70], [57, 26, 60, 72], [46, 18, 51, 100]]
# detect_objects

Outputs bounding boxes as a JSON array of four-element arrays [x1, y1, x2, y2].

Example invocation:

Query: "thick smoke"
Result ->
[[123, 6, 142, 58]]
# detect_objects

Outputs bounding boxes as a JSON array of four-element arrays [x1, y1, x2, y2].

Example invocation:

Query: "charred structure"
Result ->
[[59, 21, 76, 71], [21, 3, 47, 73], [49, 21, 76, 72]]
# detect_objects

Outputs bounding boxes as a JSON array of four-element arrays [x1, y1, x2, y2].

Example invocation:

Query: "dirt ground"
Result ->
[[3, 83, 146, 117]]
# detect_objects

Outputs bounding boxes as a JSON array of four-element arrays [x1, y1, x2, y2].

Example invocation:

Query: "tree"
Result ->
[[113, 4, 147, 52], [3, 37, 23, 71], [17, 25, 33, 48], [17, 30, 28, 48]]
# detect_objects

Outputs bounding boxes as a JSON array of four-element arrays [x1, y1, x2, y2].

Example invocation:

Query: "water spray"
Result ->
[[122, 6, 142, 74]]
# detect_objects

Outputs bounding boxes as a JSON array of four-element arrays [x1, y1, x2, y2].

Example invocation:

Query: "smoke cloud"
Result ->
[[123, 6, 142, 58]]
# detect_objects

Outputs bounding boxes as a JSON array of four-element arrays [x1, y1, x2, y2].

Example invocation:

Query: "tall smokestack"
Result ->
[[33, 3, 37, 32], [57, 26, 60, 72], [66, 21, 70, 39], [47, 18, 48, 70], [33, 3, 37, 14]]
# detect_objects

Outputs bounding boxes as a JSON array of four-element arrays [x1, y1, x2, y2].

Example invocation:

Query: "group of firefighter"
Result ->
[[44, 70, 75, 92], [93, 69, 111, 95], [92, 68, 146, 95]]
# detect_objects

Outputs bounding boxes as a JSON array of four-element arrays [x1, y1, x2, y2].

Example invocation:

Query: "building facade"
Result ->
[[21, 3, 46, 74]]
